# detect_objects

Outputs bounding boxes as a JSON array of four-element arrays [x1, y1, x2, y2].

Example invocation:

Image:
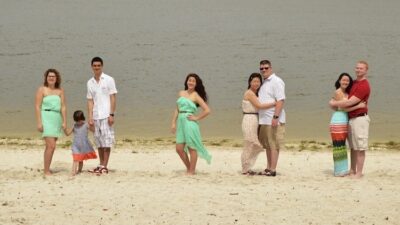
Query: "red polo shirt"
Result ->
[[348, 79, 370, 119]]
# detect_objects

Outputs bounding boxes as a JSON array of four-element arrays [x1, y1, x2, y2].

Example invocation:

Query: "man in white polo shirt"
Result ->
[[258, 59, 286, 177], [87, 57, 117, 174]]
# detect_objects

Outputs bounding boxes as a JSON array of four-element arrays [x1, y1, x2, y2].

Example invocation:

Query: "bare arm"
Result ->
[[35, 87, 44, 132], [87, 98, 94, 126], [329, 91, 340, 111], [108, 93, 116, 126], [271, 100, 284, 127], [171, 107, 178, 134], [64, 127, 73, 136], [246, 91, 275, 109], [110, 94, 116, 114], [60, 88, 67, 130], [342, 102, 366, 112], [330, 95, 361, 108], [188, 93, 210, 121]]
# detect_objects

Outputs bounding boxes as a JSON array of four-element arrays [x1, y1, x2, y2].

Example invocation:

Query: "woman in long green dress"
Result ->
[[171, 73, 211, 175], [35, 69, 67, 175]]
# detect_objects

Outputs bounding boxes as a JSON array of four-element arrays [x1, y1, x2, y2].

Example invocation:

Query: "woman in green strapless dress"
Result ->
[[171, 73, 211, 175], [35, 69, 67, 175]]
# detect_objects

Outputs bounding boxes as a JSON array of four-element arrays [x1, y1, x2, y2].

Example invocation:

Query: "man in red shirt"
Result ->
[[330, 61, 371, 178]]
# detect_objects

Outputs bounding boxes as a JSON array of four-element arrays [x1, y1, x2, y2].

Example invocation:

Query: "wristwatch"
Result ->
[[273, 115, 279, 119], [110, 113, 115, 117]]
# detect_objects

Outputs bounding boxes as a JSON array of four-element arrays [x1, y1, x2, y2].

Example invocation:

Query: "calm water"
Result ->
[[1, 0, 400, 141]]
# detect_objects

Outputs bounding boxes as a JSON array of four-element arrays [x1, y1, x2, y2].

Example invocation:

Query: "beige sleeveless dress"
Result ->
[[241, 100, 264, 173]]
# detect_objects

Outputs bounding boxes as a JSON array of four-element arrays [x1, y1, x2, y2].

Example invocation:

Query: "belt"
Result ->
[[43, 109, 60, 112], [179, 111, 193, 114], [353, 113, 367, 118], [243, 112, 258, 115]]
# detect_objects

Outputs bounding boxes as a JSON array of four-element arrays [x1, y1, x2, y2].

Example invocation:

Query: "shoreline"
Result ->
[[1, 136, 399, 152]]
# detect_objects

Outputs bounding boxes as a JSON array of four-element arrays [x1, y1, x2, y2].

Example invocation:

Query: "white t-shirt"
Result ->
[[87, 73, 117, 120], [258, 73, 286, 125]]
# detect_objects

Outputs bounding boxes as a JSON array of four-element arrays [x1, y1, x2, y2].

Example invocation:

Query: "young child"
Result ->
[[64, 110, 97, 176]]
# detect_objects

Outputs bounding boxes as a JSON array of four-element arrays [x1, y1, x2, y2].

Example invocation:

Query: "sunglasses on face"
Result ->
[[260, 67, 270, 71]]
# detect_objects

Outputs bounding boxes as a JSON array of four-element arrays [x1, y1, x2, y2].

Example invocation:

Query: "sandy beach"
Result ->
[[1, 141, 399, 225]]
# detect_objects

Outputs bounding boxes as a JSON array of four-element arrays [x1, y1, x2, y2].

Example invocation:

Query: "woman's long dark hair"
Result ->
[[247, 73, 263, 96], [335, 72, 353, 93], [184, 73, 208, 105]]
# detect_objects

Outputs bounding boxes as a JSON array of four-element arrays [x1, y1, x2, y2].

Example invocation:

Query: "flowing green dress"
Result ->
[[175, 97, 211, 164], [41, 95, 62, 138]]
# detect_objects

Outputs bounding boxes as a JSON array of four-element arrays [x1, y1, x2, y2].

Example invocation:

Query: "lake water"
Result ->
[[1, 0, 400, 141]]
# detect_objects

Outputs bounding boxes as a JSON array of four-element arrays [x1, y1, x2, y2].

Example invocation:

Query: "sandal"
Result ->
[[242, 170, 257, 176], [265, 170, 276, 177], [88, 166, 101, 173], [99, 167, 109, 174], [257, 168, 270, 175]]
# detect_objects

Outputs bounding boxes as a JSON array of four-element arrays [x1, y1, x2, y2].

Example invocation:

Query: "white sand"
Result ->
[[0, 146, 399, 225]]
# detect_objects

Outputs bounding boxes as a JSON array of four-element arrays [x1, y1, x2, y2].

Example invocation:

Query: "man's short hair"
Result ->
[[91, 57, 103, 65], [260, 60, 271, 66], [357, 60, 369, 70]]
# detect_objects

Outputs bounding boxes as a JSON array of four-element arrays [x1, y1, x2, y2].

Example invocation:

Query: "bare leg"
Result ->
[[98, 148, 104, 166], [188, 148, 198, 175], [266, 149, 272, 170], [78, 162, 83, 173], [354, 151, 365, 178], [270, 149, 280, 171], [71, 161, 78, 176], [176, 144, 190, 171], [43, 137, 57, 175], [350, 149, 356, 175], [103, 147, 111, 168]]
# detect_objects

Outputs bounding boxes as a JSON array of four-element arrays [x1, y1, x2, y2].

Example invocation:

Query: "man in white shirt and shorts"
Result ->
[[258, 59, 286, 177], [87, 57, 117, 174]]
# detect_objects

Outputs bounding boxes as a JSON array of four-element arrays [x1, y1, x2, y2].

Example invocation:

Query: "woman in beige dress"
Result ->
[[241, 73, 275, 175]]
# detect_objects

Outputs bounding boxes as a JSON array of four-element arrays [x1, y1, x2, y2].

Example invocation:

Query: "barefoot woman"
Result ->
[[35, 69, 67, 175], [171, 73, 212, 175]]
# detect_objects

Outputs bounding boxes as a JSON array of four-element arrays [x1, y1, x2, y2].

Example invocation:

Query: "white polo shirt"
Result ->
[[87, 73, 117, 120], [258, 73, 286, 125]]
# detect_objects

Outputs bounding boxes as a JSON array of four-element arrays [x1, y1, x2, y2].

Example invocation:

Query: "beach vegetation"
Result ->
[[310, 145, 321, 151], [60, 140, 72, 148], [232, 143, 242, 148], [122, 138, 133, 143]]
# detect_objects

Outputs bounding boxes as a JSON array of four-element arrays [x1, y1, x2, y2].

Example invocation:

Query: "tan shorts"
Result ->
[[258, 124, 285, 151], [348, 115, 370, 151]]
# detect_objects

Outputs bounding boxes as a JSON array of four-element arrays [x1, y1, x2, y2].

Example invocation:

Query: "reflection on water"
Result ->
[[1, 0, 400, 140]]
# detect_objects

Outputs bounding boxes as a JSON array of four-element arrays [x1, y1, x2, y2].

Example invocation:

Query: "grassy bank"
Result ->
[[0, 137, 399, 151]]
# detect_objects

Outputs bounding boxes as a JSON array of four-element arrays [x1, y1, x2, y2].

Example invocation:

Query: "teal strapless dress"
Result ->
[[176, 97, 211, 164], [41, 95, 62, 138]]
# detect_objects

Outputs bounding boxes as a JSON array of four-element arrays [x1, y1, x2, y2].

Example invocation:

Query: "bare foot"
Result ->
[[186, 172, 195, 176], [44, 171, 52, 176], [335, 171, 350, 177], [349, 173, 363, 179]]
